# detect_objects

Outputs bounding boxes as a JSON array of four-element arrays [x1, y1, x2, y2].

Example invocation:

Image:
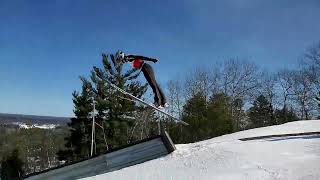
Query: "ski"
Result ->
[[105, 79, 189, 126]]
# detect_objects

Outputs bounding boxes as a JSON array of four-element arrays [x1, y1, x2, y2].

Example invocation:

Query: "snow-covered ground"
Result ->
[[84, 120, 320, 180]]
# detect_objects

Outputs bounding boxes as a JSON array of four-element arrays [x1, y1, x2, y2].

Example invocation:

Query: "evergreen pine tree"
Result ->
[[275, 106, 299, 124], [232, 98, 246, 131], [171, 92, 207, 143], [207, 93, 233, 137], [248, 95, 275, 128], [169, 92, 234, 143], [91, 54, 148, 150], [57, 78, 93, 162], [1, 149, 24, 180], [58, 53, 148, 162]]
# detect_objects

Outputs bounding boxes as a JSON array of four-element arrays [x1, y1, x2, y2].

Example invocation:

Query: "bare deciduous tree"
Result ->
[[218, 59, 260, 131], [277, 69, 295, 111], [291, 69, 317, 120], [305, 41, 320, 69], [184, 67, 214, 101], [304, 41, 320, 91], [220, 59, 260, 102], [167, 79, 184, 119], [130, 107, 157, 140], [259, 71, 278, 107]]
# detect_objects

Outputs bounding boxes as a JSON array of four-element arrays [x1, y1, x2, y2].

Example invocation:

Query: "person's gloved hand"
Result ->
[[151, 58, 158, 63]]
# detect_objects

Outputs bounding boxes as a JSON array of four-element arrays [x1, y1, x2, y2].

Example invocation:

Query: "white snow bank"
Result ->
[[83, 120, 320, 180]]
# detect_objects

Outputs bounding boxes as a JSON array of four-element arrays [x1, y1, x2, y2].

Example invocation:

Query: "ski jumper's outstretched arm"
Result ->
[[125, 55, 158, 63]]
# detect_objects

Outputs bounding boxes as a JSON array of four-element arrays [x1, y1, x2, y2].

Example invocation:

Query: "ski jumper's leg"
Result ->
[[141, 63, 163, 106], [157, 83, 166, 106]]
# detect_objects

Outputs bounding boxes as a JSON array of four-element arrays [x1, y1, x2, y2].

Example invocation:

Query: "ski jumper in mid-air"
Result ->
[[116, 51, 167, 108]]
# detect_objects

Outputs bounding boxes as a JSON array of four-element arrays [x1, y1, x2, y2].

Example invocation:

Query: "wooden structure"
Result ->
[[24, 131, 175, 180]]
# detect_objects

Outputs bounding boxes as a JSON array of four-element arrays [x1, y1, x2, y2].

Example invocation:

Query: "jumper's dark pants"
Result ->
[[141, 63, 166, 106]]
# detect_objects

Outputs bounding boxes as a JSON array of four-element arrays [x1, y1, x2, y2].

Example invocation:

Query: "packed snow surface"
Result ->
[[84, 120, 320, 180]]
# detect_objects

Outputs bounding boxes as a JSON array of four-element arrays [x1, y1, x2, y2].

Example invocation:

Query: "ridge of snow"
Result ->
[[83, 120, 320, 180]]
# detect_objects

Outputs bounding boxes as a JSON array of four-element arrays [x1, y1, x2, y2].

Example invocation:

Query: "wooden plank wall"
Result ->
[[25, 132, 175, 180]]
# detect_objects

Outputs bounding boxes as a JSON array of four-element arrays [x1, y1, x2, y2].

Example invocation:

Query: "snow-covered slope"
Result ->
[[84, 120, 320, 180]]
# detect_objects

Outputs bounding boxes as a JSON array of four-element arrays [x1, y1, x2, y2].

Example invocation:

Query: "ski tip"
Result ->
[[156, 103, 169, 109]]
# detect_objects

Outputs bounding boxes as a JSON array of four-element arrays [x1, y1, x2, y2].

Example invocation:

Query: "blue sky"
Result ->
[[0, 0, 320, 117]]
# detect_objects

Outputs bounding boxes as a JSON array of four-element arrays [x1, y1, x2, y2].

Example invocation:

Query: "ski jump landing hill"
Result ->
[[24, 131, 176, 180], [83, 120, 320, 180]]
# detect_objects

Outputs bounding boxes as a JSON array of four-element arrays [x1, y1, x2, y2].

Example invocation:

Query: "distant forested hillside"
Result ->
[[0, 113, 70, 126]]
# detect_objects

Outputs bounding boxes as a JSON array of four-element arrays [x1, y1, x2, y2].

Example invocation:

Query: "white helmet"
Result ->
[[116, 50, 125, 60]]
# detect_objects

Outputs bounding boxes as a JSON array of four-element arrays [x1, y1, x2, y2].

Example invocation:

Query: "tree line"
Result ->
[[165, 41, 320, 143], [0, 126, 68, 179]]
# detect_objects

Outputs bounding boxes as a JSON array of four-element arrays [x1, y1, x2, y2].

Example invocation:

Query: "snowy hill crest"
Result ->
[[83, 120, 320, 180]]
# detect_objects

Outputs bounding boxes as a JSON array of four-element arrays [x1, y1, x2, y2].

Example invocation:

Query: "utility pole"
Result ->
[[91, 97, 96, 157]]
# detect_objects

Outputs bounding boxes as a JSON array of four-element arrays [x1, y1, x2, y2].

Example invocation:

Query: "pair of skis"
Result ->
[[105, 79, 189, 126]]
